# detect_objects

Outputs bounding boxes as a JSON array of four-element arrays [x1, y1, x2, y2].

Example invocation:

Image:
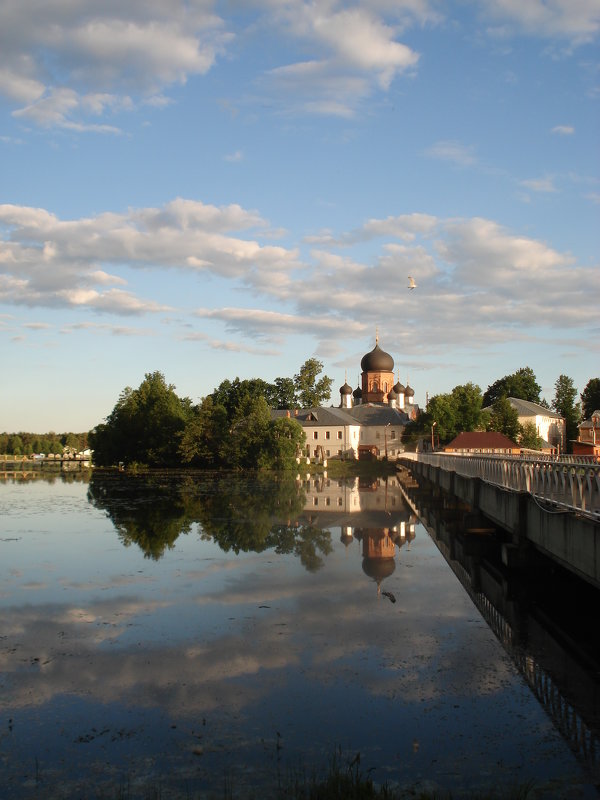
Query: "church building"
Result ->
[[274, 336, 420, 461]]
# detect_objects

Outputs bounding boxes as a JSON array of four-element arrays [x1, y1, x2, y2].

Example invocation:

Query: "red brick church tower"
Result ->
[[360, 335, 395, 404]]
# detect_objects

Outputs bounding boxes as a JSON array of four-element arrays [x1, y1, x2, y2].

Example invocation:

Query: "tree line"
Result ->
[[89, 359, 333, 469], [0, 431, 89, 457], [406, 369, 600, 452]]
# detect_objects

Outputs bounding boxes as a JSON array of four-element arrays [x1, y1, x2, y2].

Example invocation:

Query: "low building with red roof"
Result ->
[[444, 431, 520, 454]]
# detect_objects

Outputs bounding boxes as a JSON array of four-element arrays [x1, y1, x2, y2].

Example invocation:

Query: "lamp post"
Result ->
[[431, 421, 437, 451]]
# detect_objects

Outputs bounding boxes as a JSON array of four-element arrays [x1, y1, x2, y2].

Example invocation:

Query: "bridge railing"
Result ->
[[401, 452, 600, 518]]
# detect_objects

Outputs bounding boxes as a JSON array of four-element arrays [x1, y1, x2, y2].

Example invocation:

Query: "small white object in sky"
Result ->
[[408, 276, 417, 290]]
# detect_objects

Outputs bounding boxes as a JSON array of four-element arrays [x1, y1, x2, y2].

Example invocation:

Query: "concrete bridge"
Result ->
[[398, 453, 600, 590], [396, 473, 600, 781]]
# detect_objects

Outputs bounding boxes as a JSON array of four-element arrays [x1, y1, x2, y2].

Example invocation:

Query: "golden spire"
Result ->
[[375, 326, 379, 345]]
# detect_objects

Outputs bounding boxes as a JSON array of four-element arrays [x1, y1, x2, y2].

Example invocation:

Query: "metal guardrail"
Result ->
[[401, 452, 600, 518]]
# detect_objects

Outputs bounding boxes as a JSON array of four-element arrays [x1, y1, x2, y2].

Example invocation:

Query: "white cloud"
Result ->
[[257, 2, 420, 116], [224, 150, 244, 162], [1, 199, 597, 359], [552, 124, 575, 135], [194, 306, 367, 341], [22, 321, 51, 330], [520, 176, 558, 193], [0, 1, 233, 130], [0, 200, 299, 313], [479, 0, 600, 44], [425, 140, 478, 167]]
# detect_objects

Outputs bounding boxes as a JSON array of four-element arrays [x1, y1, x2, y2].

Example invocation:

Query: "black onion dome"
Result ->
[[388, 387, 397, 398], [394, 381, 405, 394], [360, 343, 394, 372], [405, 384, 414, 397], [353, 386, 362, 399], [362, 557, 396, 581], [340, 381, 353, 396]]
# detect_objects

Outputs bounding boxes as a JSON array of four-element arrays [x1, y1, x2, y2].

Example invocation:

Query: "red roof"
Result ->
[[445, 431, 519, 451]]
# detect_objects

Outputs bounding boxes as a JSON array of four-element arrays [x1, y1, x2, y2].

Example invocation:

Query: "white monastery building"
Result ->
[[273, 337, 419, 461]]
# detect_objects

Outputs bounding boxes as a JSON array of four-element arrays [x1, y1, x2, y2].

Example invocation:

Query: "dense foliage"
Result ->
[[88, 362, 332, 469], [208, 358, 333, 411], [488, 397, 521, 442], [89, 372, 194, 467], [581, 378, 600, 419], [0, 431, 88, 456], [482, 367, 542, 407], [552, 374, 580, 447], [404, 382, 489, 445], [405, 368, 592, 451]]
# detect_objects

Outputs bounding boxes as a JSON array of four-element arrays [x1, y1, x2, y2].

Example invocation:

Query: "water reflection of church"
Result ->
[[297, 474, 416, 595]]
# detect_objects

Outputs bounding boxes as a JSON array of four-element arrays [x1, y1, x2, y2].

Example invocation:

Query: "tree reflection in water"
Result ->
[[87, 470, 333, 569]]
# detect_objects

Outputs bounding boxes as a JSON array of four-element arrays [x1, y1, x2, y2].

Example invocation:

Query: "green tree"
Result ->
[[413, 383, 487, 445], [425, 394, 459, 442], [179, 396, 229, 468], [482, 367, 541, 407], [89, 371, 193, 467], [271, 376, 297, 409], [294, 358, 333, 408], [449, 382, 487, 433], [8, 434, 23, 455], [210, 378, 275, 420], [552, 374, 580, 452], [227, 395, 272, 469], [488, 397, 521, 442], [520, 421, 544, 450], [260, 416, 306, 470], [581, 378, 600, 420]]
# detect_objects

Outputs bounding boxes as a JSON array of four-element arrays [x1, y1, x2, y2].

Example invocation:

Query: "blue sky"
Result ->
[[1, 0, 598, 433]]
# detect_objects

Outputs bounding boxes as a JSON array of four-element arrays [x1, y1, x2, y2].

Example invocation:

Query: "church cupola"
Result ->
[[393, 376, 406, 410], [339, 375, 353, 408], [360, 334, 395, 404]]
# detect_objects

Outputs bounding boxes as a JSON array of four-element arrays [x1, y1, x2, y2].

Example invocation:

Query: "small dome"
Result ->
[[393, 381, 405, 394], [361, 343, 394, 372], [340, 381, 353, 396], [405, 384, 414, 397], [353, 385, 362, 398], [388, 387, 397, 398]]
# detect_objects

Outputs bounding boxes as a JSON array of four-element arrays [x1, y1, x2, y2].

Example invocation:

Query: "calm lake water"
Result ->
[[1, 470, 598, 799]]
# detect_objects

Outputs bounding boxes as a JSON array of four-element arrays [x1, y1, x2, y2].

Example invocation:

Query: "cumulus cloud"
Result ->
[[1, 198, 597, 358], [0, 1, 233, 129], [0, 199, 299, 313], [249, 1, 421, 116]]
